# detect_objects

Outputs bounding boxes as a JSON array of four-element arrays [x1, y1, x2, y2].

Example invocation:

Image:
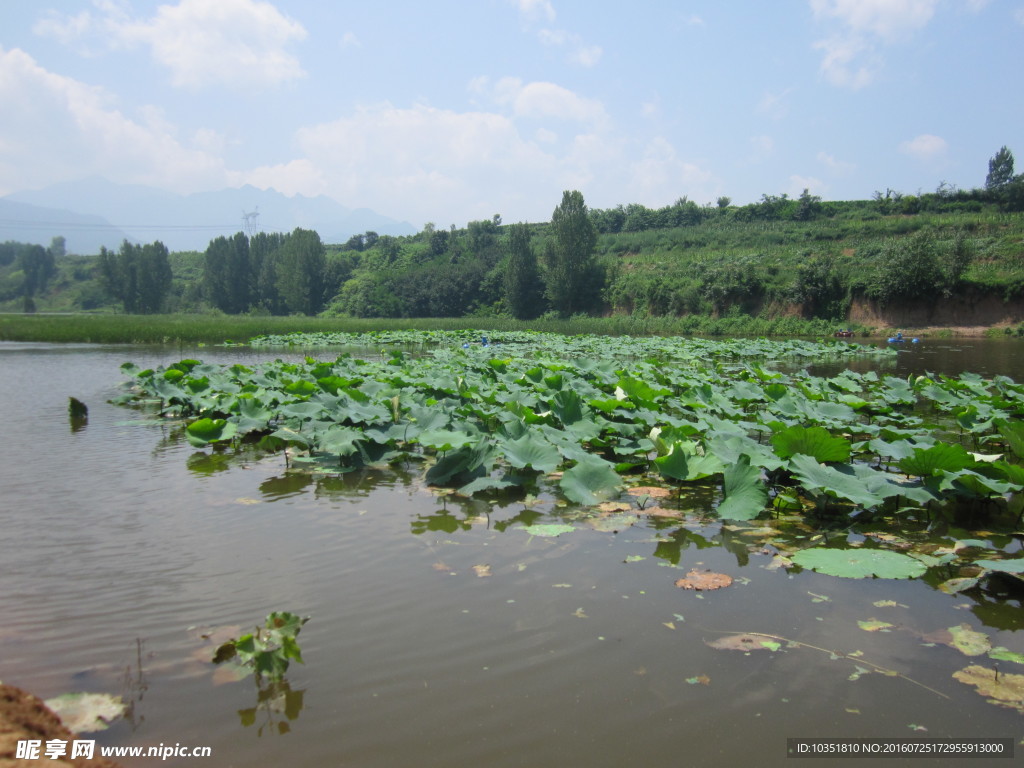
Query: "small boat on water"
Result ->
[[886, 332, 920, 344], [834, 330, 854, 338]]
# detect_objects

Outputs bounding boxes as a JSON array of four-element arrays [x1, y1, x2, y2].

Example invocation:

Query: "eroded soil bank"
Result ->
[[0, 685, 122, 768]]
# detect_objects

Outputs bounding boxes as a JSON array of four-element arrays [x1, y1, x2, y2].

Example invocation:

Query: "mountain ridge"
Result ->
[[1, 178, 416, 253]]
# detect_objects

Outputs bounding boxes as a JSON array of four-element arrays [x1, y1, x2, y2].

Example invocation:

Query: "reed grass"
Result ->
[[0, 312, 871, 344]]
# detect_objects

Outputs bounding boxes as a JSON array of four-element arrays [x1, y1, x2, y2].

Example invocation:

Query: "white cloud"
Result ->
[[512, 0, 556, 23], [757, 88, 793, 120], [340, 32, 360, 48], [817, 151, 855, 174], [963, 0, 990, 11], [813, 35, 877, 89], [537, 28, 603, 67], [810, 0, 938, 40], [810, 0, 938, 88], [748, 135, 775, 163], [899, 133, 948, 159], [788, 175, 826, 197], [491, 78, 608, 125], [0, 46, 226, 194], [35, 0, 308, 89], [1015, 7, 1024, 25], [626, 137, 716, 206]]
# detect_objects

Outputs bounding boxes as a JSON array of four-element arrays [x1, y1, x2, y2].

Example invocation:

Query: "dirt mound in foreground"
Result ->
[[0, 685, 123, 768]]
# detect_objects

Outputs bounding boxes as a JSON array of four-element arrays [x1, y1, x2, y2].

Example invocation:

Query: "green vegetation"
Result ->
[[115, 332, 1024, 554], [213, 611, 309, 683], [0, 312, 856, 344], [3, 148, 1023, 327]]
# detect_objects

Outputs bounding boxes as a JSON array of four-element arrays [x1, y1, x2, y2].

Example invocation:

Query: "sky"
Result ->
[[0, 0, 1022, 230]]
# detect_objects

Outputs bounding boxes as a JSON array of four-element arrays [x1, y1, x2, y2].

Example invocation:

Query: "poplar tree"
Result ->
[[544, 190, 598, 316], [504, 222, 543, 319]]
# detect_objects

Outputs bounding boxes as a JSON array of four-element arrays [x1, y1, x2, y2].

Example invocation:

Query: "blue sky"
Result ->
[[1, 0, 1021, 229]]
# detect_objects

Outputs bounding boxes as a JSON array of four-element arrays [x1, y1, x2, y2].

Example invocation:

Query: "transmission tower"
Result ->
[[241, 206, 261, 237]]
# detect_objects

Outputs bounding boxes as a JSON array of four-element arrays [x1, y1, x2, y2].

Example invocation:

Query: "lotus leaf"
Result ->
[[675, 570, 733, 590], [952, 665, 1024, 712], [791, 548, 927, 579], [716, 455, 769, 520], [973, 558, 1024, 573], [521, 523, 575, 538], [705, 634, 780, 651], [898, 443, 974, 477], [186, 417, 237, 447], [772, 425, 851, 462], [44, 692, 125, 733], [560, 455, 622, 506]]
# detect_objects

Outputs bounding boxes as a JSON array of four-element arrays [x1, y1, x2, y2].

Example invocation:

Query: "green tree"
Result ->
[[97, 240, 172, 313], [503, 222, 544, 319], [277, 228, 326, 315], [986, 146, 1015, 190], [544, 190, 599, 316], [204, 232, 252, 313], [17, 243, 56, 299]]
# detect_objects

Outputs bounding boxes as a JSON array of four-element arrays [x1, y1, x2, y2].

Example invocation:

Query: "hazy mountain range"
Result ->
[[0, 177, 416, 254]]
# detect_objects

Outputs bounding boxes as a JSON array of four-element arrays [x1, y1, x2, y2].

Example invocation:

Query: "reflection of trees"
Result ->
[[259, 473, 314, 500], [652, 526, 718, 565], [238, 680, 305, 737], [968, 580, 1024, 632]]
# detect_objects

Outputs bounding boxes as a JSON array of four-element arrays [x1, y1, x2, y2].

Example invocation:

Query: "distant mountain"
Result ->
[[1, 177, 416, 253], [0, 198, 133, 255]]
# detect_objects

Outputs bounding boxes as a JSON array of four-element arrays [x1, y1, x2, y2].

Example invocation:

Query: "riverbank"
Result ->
[[1, 312, 1020, 344], [0, 684, 123, 768]]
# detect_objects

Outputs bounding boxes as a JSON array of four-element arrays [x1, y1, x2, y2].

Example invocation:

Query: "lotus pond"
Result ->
[[1, 332, 1023, 767]]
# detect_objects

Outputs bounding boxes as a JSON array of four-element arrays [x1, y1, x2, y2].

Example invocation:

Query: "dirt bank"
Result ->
[[849, 290, 1024, 329], [0, 685, 123, 768]]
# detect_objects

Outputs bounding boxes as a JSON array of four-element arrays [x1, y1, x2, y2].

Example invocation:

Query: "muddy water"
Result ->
[[1, 339, 1022, 767]]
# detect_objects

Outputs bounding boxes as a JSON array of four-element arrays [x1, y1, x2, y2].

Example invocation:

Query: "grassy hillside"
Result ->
[[2, 189, 1023, 331]]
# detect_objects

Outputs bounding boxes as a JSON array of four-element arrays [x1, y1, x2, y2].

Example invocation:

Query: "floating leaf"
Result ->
[[627, 486, 672, 498], [988, 648, 1024, 665], [685, 675, 711, 685], [521, 523, 575, 538], [674, 570, 733, 590], [952, 665, 1024, 713], [44, 692, 126, 733], [974, 559, 1024, 574], [705, 634, 780, 652], [858, 619, 894, 632], [938, 577, 980, 594], [946, 624, 992, 656], [791, 548, 927, 579], [472, 564, 491, 578]]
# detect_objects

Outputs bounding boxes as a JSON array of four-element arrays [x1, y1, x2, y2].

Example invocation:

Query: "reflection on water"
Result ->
[[1, 340, 1023, 768]]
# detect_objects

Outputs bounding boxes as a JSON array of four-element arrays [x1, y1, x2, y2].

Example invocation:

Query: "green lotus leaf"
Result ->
[[418, 429, 475, 452], [501, 432, 561, 473], [792, 548, 927, 579], [997, 420, 1024, 459], [771, 425, 851, 462], [185, 417, 237, 447], [318, 425, 365, 457], [973, 558, 1024, 573], [560, 455, 622, 506], [788, 454, 887, 508], [521, 523, 576, 538], [716, 455, 769, 520], [898, 443, 974, 477]]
